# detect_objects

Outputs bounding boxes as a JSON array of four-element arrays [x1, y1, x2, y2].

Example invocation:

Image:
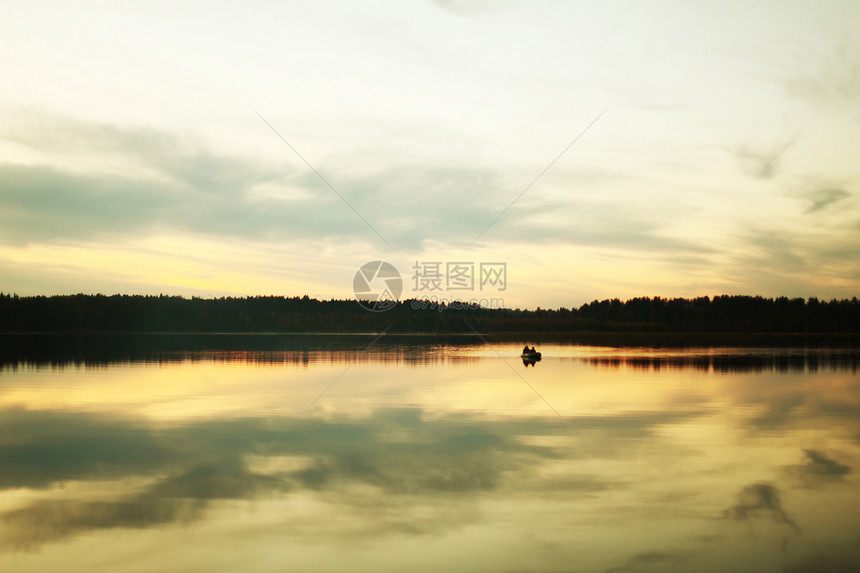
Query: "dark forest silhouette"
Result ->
[[1, 293, 859, 335]]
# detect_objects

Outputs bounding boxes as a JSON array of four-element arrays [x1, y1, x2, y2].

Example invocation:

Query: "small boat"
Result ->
[[521, 350, 541, 367]]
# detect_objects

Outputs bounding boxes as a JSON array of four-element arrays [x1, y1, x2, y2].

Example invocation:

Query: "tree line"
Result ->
[[1, 293, 859, 334]]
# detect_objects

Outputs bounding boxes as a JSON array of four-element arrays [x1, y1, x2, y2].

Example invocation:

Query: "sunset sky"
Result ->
[[1, 0, 858, 308]]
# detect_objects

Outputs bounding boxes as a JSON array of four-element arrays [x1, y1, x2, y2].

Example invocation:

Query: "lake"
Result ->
[[1, 336, 858, 572]]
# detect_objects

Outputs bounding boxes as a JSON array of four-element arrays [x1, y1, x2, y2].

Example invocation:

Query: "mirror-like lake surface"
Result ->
[[1, 337, 859, 572]]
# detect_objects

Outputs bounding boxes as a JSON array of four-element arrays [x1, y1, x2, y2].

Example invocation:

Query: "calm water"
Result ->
[[1, 337, 859, 572]]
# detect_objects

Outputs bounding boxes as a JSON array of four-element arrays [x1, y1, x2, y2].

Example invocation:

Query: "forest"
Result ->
[[1, 293, 859, 334]]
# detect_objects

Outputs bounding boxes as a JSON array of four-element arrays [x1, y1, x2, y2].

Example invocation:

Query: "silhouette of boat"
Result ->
[[520, 351, 542, 361]]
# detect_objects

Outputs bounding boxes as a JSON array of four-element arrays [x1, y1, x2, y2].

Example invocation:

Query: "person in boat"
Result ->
[[530, 346, 537, 354], [522, 345, 530, 355]]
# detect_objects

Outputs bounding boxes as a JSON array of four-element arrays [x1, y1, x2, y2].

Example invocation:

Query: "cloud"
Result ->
[[0, 164, 177, 244], [749, 392, 808, 429], [0, 111, 715, 257], [0, 401, 710, 551], [722, 483, 799, 532], [0, 113, 381, 246], [261, 408, 566, 494], [152, 456, 288, 500], [0, 161, 365, 247], [740, 228, 809, 273], [785, 449, 851, 487], [3, 405, 693, 551], [784, 40, 860, 109], [731, 138, 796, 180], [719, 369, 860, 448], [800, 188, 850, 213], [727, 223, 860, 298], [783, 551, 860, 573], [604, 550, 691, 573], [0, 408, 185, 489], [430, 0, 498, 17], [0, 495, 203, 552], [797, 449, 851, 477]]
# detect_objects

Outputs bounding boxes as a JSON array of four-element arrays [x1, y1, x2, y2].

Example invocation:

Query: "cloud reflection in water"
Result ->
[[0, 344, 859, 572]]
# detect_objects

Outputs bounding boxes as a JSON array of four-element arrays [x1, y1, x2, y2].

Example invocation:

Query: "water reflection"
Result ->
[[0, 333, 484, 370], [1, 342, 859, 571], [584, 352, 859, 372], [3, 334, 858, 373], [0, 407, 606, 549]]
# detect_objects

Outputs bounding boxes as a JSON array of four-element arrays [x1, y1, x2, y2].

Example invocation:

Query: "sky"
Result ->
[[1, 0, 859, 309]]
